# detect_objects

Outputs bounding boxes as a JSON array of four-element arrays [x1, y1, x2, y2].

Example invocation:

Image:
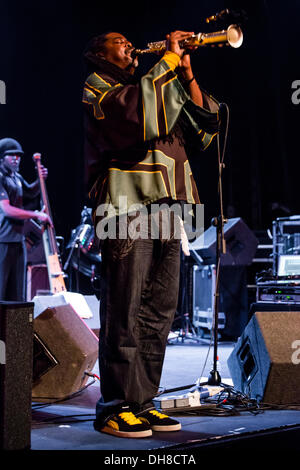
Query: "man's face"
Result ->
[[99, 32, 135, 69], [2, 154, 22, 173]]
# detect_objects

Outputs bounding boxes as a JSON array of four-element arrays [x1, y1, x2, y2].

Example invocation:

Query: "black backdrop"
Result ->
[[1, 0, 299, 246]]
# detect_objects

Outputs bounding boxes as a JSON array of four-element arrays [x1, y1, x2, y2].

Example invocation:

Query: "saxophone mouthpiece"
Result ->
[[131, 48, 142, 58]]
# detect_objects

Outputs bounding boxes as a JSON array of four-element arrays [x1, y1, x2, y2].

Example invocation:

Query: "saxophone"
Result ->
[[133, 25, 243, 55]]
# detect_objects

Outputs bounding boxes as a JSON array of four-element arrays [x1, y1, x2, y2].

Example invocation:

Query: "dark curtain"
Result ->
[[0, 0, 299, 243]]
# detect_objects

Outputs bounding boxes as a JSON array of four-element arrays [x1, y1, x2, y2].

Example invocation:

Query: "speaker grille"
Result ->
[[32, 304, 98, 400], [228, 310, 300, 404], [0, 302, 33, 450]]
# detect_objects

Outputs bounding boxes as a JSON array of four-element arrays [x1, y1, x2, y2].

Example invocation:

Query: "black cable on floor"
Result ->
[[32, 378, 97, 410]]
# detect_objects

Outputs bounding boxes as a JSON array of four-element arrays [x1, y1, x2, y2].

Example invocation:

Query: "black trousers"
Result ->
[[96, 235, 181, 416], [0, 241, 27, 301]]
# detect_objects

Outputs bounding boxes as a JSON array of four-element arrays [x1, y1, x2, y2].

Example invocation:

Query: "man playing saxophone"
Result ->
[[82, 30, 220, 438]]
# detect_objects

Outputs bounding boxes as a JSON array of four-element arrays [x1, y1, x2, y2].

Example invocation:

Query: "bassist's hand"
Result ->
[[35, 210, 53, 227], [40, 164, 48, 179]]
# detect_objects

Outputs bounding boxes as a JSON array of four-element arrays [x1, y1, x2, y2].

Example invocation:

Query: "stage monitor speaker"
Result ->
[[0, 301, 34, 450], [189, 217, 258, 266], [32, 304, 98, 400], [228, 310, 300, 404], [33, 292, 93, 319]]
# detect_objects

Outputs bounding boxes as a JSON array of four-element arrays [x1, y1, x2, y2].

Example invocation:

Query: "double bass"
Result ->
[[33, 153, 66, 294]]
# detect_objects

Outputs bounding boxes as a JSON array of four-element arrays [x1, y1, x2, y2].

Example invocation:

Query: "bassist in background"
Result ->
[[0, 137, 52, 301]]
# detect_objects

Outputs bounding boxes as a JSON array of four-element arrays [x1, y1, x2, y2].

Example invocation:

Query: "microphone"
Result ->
[[206, 9, 230, 23]]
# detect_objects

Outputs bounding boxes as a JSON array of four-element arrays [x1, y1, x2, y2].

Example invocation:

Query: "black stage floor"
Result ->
[[30, 337, 300, 456]]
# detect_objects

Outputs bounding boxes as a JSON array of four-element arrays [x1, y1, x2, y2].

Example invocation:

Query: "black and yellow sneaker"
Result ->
[[94, 410, 152, 438], [138, 409, 181, 432]]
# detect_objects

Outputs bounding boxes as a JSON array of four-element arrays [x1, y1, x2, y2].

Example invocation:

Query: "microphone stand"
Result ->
[[157, 103, 229, 397], [201, 102, 229, 386], [205, 218, 226, 385], [63, 227, 82, 273]]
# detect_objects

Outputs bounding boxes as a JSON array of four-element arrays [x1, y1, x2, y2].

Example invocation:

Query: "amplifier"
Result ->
[[256, 282, 300, 303], [272, 216, 300, 276], [192, 265, 225, 331], [24, 219, 45, 264], [27, 264, 50, 301]]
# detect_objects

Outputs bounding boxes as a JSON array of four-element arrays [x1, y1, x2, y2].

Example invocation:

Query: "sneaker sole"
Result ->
[[100, 426, 153, 438], [151, 423, 181, 432]]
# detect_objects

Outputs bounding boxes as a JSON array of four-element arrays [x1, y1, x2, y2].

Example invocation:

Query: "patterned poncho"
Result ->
[[82, 51, 220, 219]]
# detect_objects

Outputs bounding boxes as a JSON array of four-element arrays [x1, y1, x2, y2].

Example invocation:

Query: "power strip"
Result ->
[[153, 386, 224, 410]]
